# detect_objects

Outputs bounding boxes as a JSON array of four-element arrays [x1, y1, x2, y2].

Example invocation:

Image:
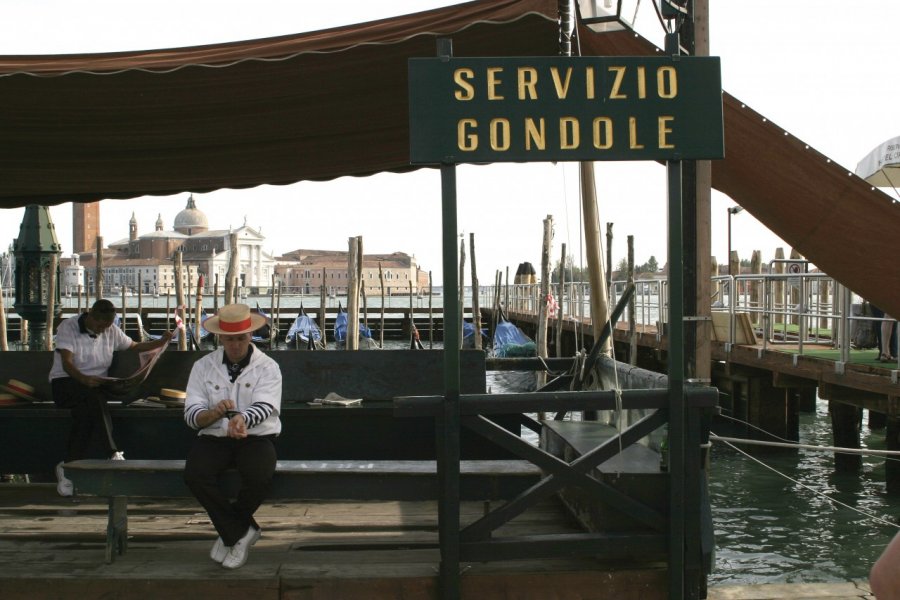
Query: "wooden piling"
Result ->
[[886, 417, 900, 494], [195, 274, 204, 349], [378, 262, 385, 349], [470, 233, 482, 351], [45, 253, 58, 349], [0, 272, 7, 351], [270, 274, 277, 346], [628, 235, 637, 366], [750, 250, 762, 314], [95, 236, 104, 301], [773, 248, 785, 326], [174, 250, 187, 351], [347, 236, 360, 351], [556, 243, 566, 358], [829, 401, 863, 472], [120, 285, 126, 332], [224, 232, 238, 306], [536, 214, 553, 390], [428, 271, 434, 349], [212, 274, 219, 349], [458, 236, 466, 349], [605, 222, 613, 293], [790, 248, 803, 327], [320, 268, 327, 349]]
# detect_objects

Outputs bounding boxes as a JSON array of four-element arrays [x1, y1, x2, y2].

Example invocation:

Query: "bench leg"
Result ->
[[106, 496, 128, 564]]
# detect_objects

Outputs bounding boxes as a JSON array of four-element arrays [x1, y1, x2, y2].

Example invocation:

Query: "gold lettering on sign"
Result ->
[[550, 67, 573, 99], [487, 67, 504, 100], [490, 118, 511, 151], [628, 117, 644, 149], [518, 67, 538, 100], [609, 66, 627, 99], [636, 66, 647, 99], [585, 67, 596, 99], [458, 119, 478, 151], [525, 118, 546, 150], [657, 66, 677, 98], [592, 117, 613, 149], [658, 116, 674, 149], [454, 69, 475, 100], [560, 117, 580, 149]]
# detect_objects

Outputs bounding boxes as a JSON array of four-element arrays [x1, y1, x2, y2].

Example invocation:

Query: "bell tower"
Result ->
[[73, 202, 100, 254]]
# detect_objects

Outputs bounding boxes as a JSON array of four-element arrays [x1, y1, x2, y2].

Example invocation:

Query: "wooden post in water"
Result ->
[[605, 222, 613, 294], [536, 215, 553, 390], [728, 248, 740, 304], [790, 248, 802, 327], [137, 273, 143, 330], [270, 274, 277, 346], [347, 236, 360, 350], [213, 274, 219, 349], [0, 273, 7, 351], [224, 232, 238, 307], [469, 233, 482, 351], [428, 271, 434, 349], [165, 287, 171, 332], [750, 250, 762, 318], [556, 243, 566, 357], [773, 248, 785, 328], [378, 262, 385, 349], [579, 163, 611, 354], [175, 250, 187, 351], [504, 266, 509, 316], [121, 285, 127, 332], [319, 268, 327, 349], [195, 274, 204, 349], [95, 236, 104, 301], [45, 253, 58, 349], [458, 236, 465, 349], [628, 235, 638, 366]]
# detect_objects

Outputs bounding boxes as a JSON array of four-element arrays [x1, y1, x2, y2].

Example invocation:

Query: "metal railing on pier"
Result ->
[[477, 272, 895, 365]]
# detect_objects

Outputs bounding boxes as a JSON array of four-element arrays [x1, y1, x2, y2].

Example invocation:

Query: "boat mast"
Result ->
[[560, 0, 612, 354]]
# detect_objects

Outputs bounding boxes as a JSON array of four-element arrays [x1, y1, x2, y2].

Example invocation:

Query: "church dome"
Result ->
[[173, 195, 209, 235]]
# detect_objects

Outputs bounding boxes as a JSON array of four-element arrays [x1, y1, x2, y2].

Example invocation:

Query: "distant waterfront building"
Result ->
[[79, 195, 275, 293], [275, 249, 430, 296]]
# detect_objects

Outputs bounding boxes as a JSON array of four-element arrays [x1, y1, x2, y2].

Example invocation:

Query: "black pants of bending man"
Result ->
[[184, 435, 277, 547], [51, 377, 119, 461]]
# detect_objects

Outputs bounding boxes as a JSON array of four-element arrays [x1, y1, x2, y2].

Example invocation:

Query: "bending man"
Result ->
[[50, 299, 172, 496]]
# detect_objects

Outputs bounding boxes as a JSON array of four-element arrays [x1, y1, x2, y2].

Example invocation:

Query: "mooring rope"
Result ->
[[712, 433, 900, 529], [711, 434, 900, 457]]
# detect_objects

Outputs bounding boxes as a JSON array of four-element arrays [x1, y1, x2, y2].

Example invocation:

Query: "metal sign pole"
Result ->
[[436, 37, 461, 600], [665, 30, 687, 600]]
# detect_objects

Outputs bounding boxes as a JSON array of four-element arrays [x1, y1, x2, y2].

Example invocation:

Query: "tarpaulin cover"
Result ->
[[0, 0, 898, 314]]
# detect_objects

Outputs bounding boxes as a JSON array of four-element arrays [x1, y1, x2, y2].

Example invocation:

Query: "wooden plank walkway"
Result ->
[[0, 483, 669, 600]]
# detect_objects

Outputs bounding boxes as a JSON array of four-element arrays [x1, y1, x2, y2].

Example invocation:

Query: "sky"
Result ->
[[0, 0, 897, 285]]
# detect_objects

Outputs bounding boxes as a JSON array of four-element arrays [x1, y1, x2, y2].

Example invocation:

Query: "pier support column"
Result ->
[[886, 417, 900, 495], [796, 387, 817, 413], [748, 375, 799, 446], [828, 401, 862, 472], [868, 410, 887, 430]]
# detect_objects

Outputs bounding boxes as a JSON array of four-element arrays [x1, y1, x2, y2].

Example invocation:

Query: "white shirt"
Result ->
[[49, 314, 134, 380]]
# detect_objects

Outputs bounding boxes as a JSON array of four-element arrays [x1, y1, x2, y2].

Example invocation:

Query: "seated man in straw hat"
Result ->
[[182, 303, 282, 570], [50, 299, 173, 496]]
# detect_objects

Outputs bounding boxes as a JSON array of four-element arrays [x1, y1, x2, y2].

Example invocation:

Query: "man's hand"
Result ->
[[80, 375, 104, 388], [156, 331, 174, 347], [227, 413, 248, 439]]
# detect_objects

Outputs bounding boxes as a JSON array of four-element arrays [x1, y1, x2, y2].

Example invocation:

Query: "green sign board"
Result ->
[[409, 56, 724, 164]]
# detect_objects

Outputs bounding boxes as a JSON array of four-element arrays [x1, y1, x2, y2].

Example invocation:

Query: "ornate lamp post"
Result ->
[[13, 205, 62, 350]]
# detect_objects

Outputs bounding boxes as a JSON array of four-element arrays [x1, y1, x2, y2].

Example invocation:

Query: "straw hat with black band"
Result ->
[[202, 303, 267, 336], [1, 379, 40, 402]]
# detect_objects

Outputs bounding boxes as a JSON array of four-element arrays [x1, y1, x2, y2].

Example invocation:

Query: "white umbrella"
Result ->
[[855, 135, 900, 189]]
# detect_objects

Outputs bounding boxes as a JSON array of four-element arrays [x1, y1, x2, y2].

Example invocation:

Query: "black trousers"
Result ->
[[183, 435, 277, 546], [51, 377, 118, 461]]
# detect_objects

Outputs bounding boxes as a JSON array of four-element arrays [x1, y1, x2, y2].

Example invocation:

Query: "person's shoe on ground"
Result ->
[[221, 526, 261, 569], [110, 451, 125, 460], [210, 537, 229, 563], [55, 461, 73, 497]]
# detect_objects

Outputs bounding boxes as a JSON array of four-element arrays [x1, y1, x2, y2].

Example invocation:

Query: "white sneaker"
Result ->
[[210, 537, 228, 563], [111, 451, 125, 461], [55, 461, 73, 497], [221, 526, 261, 569]]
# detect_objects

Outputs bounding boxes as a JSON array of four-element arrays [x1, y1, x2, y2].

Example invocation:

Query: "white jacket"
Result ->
[[184, 345, 282, 437]]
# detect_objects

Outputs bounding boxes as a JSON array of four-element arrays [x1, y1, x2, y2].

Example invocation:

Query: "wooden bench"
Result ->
[[63, 458, 542, 563]]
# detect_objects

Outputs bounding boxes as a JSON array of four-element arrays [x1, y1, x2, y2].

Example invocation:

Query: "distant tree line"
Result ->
[[551, 255, 660, 283]]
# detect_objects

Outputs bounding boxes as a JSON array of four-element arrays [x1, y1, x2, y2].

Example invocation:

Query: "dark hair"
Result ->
[[90, 299, 117, 320]]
